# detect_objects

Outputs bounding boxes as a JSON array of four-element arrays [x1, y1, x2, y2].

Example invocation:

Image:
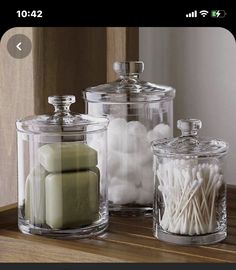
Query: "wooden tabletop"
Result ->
[[0, 186, 236, 263]]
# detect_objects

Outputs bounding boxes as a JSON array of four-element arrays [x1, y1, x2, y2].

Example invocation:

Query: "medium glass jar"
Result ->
[[152, 119, 229, 245], [83, 61, 175, 215], [16, 95, 109, 238]]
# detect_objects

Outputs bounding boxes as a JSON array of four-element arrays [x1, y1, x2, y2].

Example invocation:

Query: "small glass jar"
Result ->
[[152, 119, 229, 245], [16, 95, 109, 238], [83, 61, 175, 216]]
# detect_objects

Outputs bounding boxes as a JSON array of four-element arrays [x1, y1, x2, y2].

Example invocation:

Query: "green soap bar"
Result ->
[[25, 166, 47, 225], [39, 142, 97, 173], [45, 170, 99, 229]]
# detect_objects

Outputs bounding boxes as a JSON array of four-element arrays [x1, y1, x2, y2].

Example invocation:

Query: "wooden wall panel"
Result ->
[[107, 27, 139, 81], [33, 27, 107, 114]]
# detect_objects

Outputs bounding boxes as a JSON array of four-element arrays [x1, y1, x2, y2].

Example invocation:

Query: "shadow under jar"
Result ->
[[152, 119, 229, 245], [83, 61, 175, 216], [16, 95, 109, 238]]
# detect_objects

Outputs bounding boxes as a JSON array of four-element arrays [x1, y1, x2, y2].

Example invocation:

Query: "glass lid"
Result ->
[[83, 61, 176, 103], [16, 95, 109, 133], [152, 119, 228, 158]]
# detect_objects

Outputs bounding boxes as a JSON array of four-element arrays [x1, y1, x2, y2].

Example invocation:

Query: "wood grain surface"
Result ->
[[0, 186, 235, 263]]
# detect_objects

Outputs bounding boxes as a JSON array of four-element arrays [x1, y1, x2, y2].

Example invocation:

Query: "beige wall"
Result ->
[[140, 27, 236, 184]]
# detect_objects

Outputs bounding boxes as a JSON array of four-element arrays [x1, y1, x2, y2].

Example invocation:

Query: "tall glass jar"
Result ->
[[152, 119, 229, 245], [16, 95, 109, 238], [83, 61, 175, 215]]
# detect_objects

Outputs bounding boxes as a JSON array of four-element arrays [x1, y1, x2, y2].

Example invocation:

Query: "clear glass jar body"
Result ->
[[85, 100, 173, 215], [17, 130, 108, 238], [17, 96, 108, 238], [152, 117, 228, 245]]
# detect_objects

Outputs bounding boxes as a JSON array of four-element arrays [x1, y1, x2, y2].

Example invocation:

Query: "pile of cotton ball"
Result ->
[[107, 118, 171, 205]]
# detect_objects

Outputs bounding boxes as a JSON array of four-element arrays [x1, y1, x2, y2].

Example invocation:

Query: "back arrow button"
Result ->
[[16, 42, 22, 51], [7, 34, 32, 59]]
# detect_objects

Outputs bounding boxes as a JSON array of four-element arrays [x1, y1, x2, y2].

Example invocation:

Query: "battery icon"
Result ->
[[211, 10, 227, 18]]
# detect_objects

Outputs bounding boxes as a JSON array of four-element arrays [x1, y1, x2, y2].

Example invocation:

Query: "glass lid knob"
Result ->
[[177, 118, 202, 137], [113, 61, 144, 76], [48, 95, 76, 113]]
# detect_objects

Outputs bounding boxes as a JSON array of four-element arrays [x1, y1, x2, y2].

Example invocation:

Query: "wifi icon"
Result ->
[[200, 10, 209, 17]]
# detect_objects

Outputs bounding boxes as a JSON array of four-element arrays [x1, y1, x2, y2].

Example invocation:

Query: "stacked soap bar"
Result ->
[[46, 171, 99, 229], [39, 142, 98, 172], [25, 142, 100, 229]]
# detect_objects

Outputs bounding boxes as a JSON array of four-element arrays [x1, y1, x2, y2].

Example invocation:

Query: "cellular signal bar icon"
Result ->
[[186, 10, 197, 18]]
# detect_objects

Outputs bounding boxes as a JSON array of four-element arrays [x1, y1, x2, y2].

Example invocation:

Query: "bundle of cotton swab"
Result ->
[[156, 159, 224, 235]]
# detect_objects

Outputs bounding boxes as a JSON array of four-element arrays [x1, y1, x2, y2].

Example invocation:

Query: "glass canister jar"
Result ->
[[152, 119, 229, 245], [16, 95, 109, 238], [83, 61, 175, 215]]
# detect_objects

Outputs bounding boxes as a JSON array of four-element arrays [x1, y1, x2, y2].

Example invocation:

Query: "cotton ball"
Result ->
[[152, 123, 171, 139], [147, 123, 171, 143], [127, 121, 147, 138], [108, 182, 138, 204], [108, 118, 127, 151]]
